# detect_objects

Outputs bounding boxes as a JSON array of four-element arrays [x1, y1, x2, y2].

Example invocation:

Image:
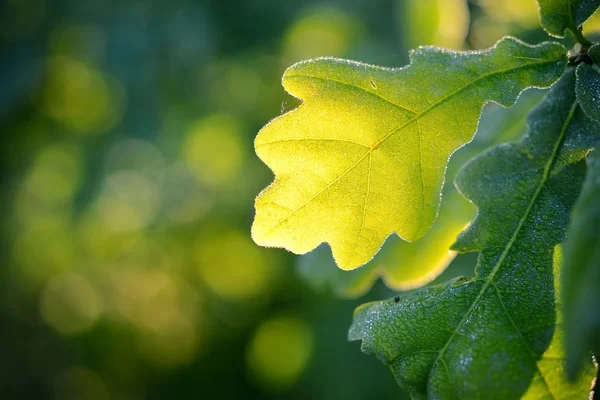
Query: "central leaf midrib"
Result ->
[[264, 58, 559, 236], [430, 99, 579, 395]]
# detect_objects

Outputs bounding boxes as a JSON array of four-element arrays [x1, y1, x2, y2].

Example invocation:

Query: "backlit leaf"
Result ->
[[349, 71, 599, 398], [538, 0, 600, 37], [252, 37, 566, 270], [297, 190, 474, 298], [296, 91, 541, 297], [562, 147, 600, 378]]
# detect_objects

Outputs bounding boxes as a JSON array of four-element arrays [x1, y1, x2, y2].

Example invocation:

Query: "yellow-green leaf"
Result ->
[[296, 91, 541, 297], [297, 189, 474, 298], [252, 37, 566, 270]]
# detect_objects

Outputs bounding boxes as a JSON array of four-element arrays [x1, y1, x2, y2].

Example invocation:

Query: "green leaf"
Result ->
[[296, 91, 541, 298], [563, 147, 600, 378], [349, 71, 599, 399], [252, 37, 566, 270], [538, 0, 600, 37], [297, 190, 474, 298], [575, 43, 600, 121]]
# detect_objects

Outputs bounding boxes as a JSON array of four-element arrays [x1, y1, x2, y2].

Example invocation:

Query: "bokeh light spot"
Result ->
[[104, 139, 165, 175], [183, 114, 246, 186], [283, 7, 361, 62], [102, 269, 203, 368], [477, 0, 539, 27], [13, 224, 75, 285], [472, 0, 540, 48], [41, 56, 125, 134], [470, 17, 510, 49], [40, 273, 102, 335], [97, 171, 160, 232], [196, 230, 276, 302], [401, 0, 469, 49], [136, 319, 200, 369], [22, 143, 82, 207], [161, 163, 213, 224], [246, 316, 314, 391], [202, 60, 264, 113]]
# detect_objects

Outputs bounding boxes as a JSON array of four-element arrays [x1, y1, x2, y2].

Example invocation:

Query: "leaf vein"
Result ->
[[349, 153, 373, 263], [257, 137, 370, 148], [431, 99, 579, 393], [261, 59, 558, 239]]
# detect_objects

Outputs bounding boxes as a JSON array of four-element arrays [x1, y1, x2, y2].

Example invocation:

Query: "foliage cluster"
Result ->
[[253, 0, 600, 397]]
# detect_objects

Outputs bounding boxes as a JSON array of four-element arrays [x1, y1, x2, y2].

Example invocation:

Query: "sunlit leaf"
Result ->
[[297, 190, 473, 298], [575, 43, 600, 121], [538, 0, 600, 37], [562, 147, 600, 378], [349, 71, 599, 398], [252, 37, 566, 270], [297, 92, 541, 297]]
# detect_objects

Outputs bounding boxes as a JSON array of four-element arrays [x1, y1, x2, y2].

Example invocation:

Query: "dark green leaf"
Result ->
[[349, 71, 599, 399], [563, 147, 600, 378], [538, 0, 600, 37], [576, 43, 600, 121]]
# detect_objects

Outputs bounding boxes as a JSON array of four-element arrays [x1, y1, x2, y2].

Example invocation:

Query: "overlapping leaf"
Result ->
[[296, 91, 542, 298], [538, 0, 600, 37], [297, 191, 474, 298], [563, 147, 600, 377], [575, 43, 600, 121], [252, 37, 566, 270], [349, 71, 599, 399]]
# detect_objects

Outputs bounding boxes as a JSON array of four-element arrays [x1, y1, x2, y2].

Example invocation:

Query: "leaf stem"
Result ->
[[567, 27, 593, 49]]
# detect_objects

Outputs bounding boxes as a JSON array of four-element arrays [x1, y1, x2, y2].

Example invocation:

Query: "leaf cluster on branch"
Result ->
[[252, 0, 600, 398]]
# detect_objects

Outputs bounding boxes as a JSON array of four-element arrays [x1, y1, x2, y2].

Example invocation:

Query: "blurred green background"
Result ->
[[1, 0, 597, 399]]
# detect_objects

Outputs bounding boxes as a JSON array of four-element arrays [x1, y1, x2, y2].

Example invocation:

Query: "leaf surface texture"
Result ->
[[296, 92, 541, 296], [252, 38, 566, 269], [575, 43, 600, 121], [562, 147, 600, 377], [538, 0, 600, 37], [349, 71, 599, 399], [297, 191, 474, 298]]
